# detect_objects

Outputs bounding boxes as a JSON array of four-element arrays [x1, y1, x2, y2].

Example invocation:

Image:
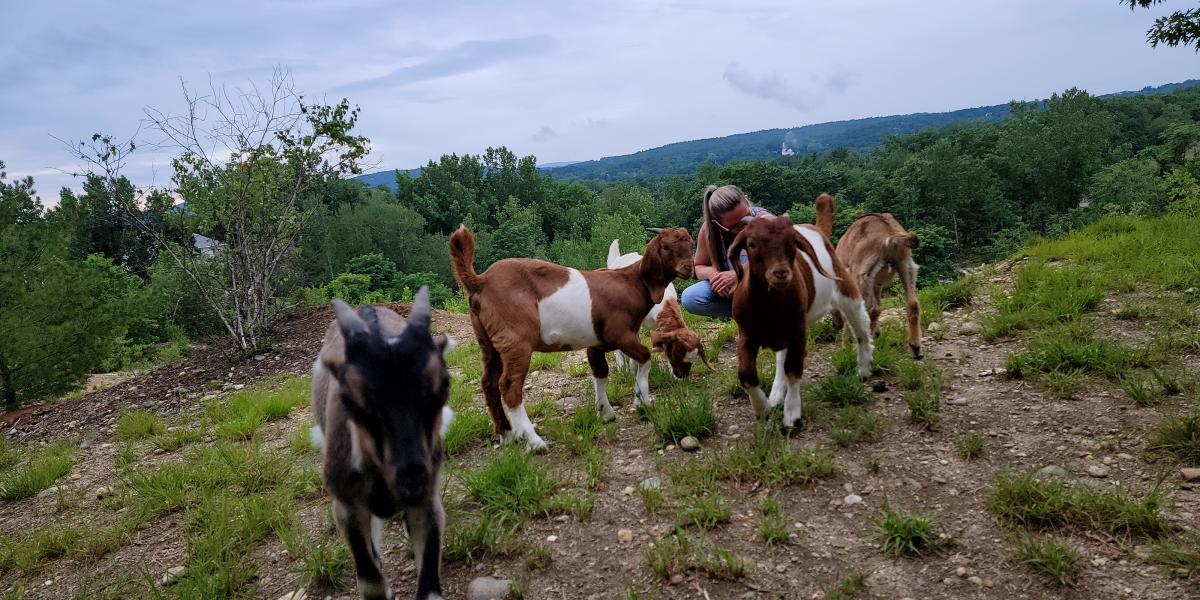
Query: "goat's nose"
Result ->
[[771, 267, 790, 280]]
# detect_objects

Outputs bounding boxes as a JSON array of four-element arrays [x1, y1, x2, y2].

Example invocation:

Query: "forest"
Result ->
[[4, 83, 1200, 410]]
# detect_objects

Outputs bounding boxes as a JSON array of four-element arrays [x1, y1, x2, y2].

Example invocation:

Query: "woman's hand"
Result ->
[[710, 270, 738, 297]]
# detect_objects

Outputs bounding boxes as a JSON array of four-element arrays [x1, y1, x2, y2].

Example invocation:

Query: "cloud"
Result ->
[[531, 125, 558, 142], [336, 35, 556, 92], [722, 62, 853, 110]]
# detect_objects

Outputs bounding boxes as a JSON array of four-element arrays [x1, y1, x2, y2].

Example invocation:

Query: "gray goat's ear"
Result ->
[[332, 299, 369, 348], [408, 285, 432, 330], [435, 333, 457, 359]]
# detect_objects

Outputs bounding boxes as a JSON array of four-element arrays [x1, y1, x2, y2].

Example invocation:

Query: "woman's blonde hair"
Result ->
[[701, 184, 750, 270]]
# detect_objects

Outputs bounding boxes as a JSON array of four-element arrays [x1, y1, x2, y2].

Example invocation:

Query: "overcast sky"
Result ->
[[1, 0, 1196, 200]]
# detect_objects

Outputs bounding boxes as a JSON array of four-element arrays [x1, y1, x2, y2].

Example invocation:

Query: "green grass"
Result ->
[[529, 352, 562, 372], [444, 407, 494, 455], [638, 480, 664, 514], [442, 512, 522, 565], [833, 323, 904, 376], [523, 543, 553, 571], [983, 263, 1103, 340], [874, 501, 938, 557], [808, 319, 839, 344], [676, 494, 731, 530], [986, 473, 1167, 538], [123, 441, 296, 516], [1151, 532, 1200, 579], [542, 405, 616, 455], [823, 571, 867, 600], [1003, 324, 1133, 381], [206, 377, 309, 440], [919, 276, 976, 327], [172, 490, 295, 597], [1146, 412, 1200, 465], [1026, 215, 1200, 291], [0, 442, 75, 501], [641, 386, 717, 444], [1039, 369, 1085, 399], [152, 427, 204, 451], [115, 410, 164, 440], [905, 389, 940, 431], [828, 406, 881, 447], [289, 426, 319, 456], [645, 529, 744, 580], [958, 434, 986, 460], [671, 423, 836, 491], [1120, 374, 1162, 406], [1016, 533, 1081, 587], [757, 497, 789, 545], [463, 446, 556, 519], [806, 375, 868, 407], [296, 538, 352, 590]]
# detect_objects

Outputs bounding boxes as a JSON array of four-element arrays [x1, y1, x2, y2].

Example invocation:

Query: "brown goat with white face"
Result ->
[[729, 197, 874, 428], [449, 225, 694, 450], [832, 211, 922, 358], [311, 288, 454, 600]]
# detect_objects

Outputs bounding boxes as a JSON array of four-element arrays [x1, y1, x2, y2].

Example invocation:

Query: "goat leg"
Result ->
[[405, 497, 446, 600], [334, 499, 394, 600], [587, 348, 617, 422], [767, 349, 787, 408], [900, 258, 922, 359], [613, 335, 653, 407], [737, 335, 770, 418], [781, 337, 807, 429]]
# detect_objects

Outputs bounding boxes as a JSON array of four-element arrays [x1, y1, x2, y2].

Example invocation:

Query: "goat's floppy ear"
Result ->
[[332, 299, 370, 352], [697, 341, 716, 372], [408, 285, 432, 331], [650, 330, 673, 350], [793, 229, 837, 280], [639, 239, 670, 304], [434, 333, 457, 359], [727, 229, 749, 283]]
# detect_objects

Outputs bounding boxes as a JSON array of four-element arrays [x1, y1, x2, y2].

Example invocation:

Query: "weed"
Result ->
[[642, 387, 716, 444], [0, 442, 74, 501], [564, 361, 591, 378], [542, 405, 615, 455], [823, 571, 867, 600], [207, 377, 308, 440], [463, 447, 555, 519], [115, 410, 164, 440], [1114, 305, 1141, 320], [807, 375, 868, 407], [1016, 533, 1080, 586], [1121, 374, 1162, 407], [645, 529, 744, 580], [958, 434, 985, 460], [442, 513, 521, 565], [529, 352, 562, 372], [523, 543, 553, 571], [547, 489, 596, 519], [983, 264, 1102, 340], [986, 473, 1166, 537], [808, 319, 839, 344], [874, 501, 938, 557], [1151, 532, 1200, 579], [757, 497, 789, 545], [444, 407, 493, 455], [297, 539, 351, 590], [173, 491, 295, 596], [1039, 369, 1085, 399], [673, 423, 836, 491], [152, 428, 203, 452], [1003, 324, 1131, 380], [869, 459, 881, 474], [905, 389, 940, 431], [677, 494, 731, 530], [289, 426, 318, 455], [1146, 412, 1200, 465], [828, 406, 881, 447], [1150, 368, 1184, 396]]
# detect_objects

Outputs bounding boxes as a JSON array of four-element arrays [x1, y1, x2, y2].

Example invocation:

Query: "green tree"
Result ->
[[1123, 1, 1200, 50], [345, 253, 398, 291], [479, 197, 547, 266]]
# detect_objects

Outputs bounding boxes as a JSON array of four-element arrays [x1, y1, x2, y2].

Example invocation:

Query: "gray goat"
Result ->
[[310, 287, 454, 600]]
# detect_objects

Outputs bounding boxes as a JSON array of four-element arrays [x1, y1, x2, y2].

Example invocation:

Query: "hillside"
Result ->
[[1, 214, 1196, 599], [352, 79, 1200, 190]]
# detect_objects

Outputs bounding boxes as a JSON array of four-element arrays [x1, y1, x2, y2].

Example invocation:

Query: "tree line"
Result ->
[[4, 81, 1200, 409]]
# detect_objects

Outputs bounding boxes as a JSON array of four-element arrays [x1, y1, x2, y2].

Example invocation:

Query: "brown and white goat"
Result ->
[[728, 198, 874, 428], [832, 210, 923, 358], [449, 225, 694, 450], [606, 239, 712, 376], [311, 287, 455, 600]]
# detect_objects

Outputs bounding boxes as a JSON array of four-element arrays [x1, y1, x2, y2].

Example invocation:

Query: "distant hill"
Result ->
[[354, 79, 1200, 188]]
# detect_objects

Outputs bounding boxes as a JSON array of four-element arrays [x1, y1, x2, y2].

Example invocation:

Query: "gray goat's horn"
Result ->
[[332, 299, 369, 343], [409, 285, 432, 329]]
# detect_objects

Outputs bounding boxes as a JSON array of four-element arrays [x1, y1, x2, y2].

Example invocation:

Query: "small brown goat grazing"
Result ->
[[832, 210, 922, 358], [729, 195, 874, 428], [311, 287, 454, 600], [449, 225, 694, 450], [607, 239, 712, 376]]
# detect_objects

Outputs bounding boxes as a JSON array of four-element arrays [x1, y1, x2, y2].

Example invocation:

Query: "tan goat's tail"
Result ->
[[448, 225, 481, 295], [815, 193, 835, 239], [887, 232, 920, 250]]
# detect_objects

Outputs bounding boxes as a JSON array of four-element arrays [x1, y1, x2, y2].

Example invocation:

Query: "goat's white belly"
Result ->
[[538, 269, 600, 349], [640, 283, 678, 330], [795, 226, 837, 324]]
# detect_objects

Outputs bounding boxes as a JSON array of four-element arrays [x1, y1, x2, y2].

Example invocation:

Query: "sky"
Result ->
[[1, 0, 1197, 200]]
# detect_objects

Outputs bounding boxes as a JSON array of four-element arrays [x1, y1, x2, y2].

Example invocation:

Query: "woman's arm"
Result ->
[[694, 225, 720, 281]]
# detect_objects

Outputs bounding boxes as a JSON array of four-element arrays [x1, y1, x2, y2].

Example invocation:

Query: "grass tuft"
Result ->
[[463, 446, 556, 519], [676, 494, 731, 531], [757, 497, 789, 545], [1146, 412, 1200, 465], [672, 423, 835, 491], [1016, 533, 1081, 586], [986, 473, 1166, 538], [542, 405, 616, 455], [1151, 532, 1200, 579], [645, 529, 744, 580], [874, 501, 938, 557], [642, 387, 717, 444], [807, 375, 868, 407], [0, 442, 75, 501], [444, 407, 494, 455], [296, 538, 351, 590], [828, 406, 881, 447], [958, 434, 986, 460], [115, 410, 164, 440], [905, 389, 941, 431], [1120, 374, 1162, 407], [823, 571, 867, 600]]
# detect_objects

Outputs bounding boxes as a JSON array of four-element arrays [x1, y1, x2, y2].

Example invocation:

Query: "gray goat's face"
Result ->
[[333, 292, 452, 506]]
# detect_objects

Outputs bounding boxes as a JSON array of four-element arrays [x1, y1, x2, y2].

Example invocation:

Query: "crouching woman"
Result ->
[[680, 184, 773, 318]]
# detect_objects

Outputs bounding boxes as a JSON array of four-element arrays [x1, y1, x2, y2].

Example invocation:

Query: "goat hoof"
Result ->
[[598, 406, 617, 423], [781, 418, 805, 432], [910, 346, 923, 360]]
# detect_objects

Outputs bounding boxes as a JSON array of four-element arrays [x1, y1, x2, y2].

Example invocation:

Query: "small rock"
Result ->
[[680, 436, 700, 451], [967, 576, 983, 586], [161, 565, 185, 585], [959, 321, 981, 335], [775, 563, 787, 573], [956, 566, 968, 578], [546, 535, 558, 543], [95, 486, 115, 499], [842, 494, 862, 506], [639, 477, 662, 491], [1102, 456, 1114, 465], [253, 354, 266, 361], [1087, 465, 1110, 478], [1035, 465, 1069, 480], [172, 386, 188, 394], [1117, 453, 1135, 461], [467, 576, 512, 600], [277, 590, 307, 600], [69, 473, 82, 481], [669, 573, 685, 585], [622, 486, 635, 495], [947, 398, 968, 406], [36, 486, 63, 498], [618, 529, 634, 543], [1181, 468, 1200, 482], [871, 380, 888, 393], [927, 321, 943, 332]]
